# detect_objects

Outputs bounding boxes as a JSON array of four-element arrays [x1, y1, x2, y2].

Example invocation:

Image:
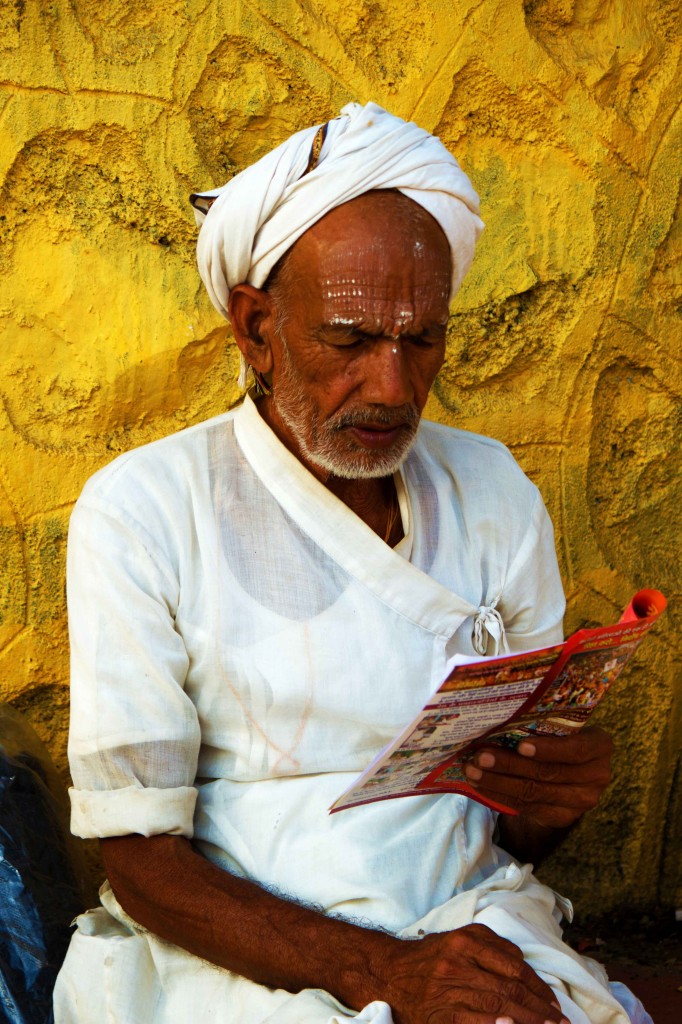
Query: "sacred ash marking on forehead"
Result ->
[[319, 236, 451, 337]]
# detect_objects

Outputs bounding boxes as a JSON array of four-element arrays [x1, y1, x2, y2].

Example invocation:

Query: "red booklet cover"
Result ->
[[331, 590, 667, 814]]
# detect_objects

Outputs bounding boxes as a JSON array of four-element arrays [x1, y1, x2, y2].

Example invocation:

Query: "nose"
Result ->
[[362, 339, 414, 407]]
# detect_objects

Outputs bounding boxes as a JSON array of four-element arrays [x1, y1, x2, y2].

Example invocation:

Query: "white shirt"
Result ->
[[56, 396, 634, 1024]]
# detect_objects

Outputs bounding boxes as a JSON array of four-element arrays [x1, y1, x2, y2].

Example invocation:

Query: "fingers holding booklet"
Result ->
[[464, 725, 614, 828], [330, 589, 666, 816]]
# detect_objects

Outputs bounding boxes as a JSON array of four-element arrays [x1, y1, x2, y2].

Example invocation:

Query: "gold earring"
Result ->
[[252, 368, 272, 397]]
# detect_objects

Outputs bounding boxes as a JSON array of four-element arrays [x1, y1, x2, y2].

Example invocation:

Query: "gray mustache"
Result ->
[[331, 405, 420, 431]]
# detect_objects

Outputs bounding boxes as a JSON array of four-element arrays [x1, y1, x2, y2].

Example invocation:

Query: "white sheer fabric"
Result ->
[[55, 396, 634, 1022]]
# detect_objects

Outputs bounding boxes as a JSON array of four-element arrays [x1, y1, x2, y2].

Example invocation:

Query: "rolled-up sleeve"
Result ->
[[67, 496, 201, 839]]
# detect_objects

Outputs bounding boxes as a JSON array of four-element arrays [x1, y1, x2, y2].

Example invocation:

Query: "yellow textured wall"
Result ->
[[0, 0, 680, 916]]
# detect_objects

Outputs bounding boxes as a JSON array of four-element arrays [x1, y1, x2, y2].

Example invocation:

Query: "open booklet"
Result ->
[[331, 589, 667, 815]]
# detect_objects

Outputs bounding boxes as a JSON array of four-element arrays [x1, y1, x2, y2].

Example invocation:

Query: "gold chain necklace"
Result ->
[[383, 490, 400, 544]]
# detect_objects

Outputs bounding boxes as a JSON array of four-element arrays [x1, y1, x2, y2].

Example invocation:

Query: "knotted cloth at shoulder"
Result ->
[[190, 101, 484, 323]]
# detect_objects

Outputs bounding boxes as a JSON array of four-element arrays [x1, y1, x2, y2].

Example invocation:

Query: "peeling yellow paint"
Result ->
[[0, 0, 680, 916]]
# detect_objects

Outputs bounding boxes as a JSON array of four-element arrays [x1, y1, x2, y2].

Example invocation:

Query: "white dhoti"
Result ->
[[56, 861, 647, 1023]]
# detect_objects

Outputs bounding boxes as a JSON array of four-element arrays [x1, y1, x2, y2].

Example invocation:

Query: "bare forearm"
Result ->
[[100, 834, 566, 1024], [497, 813, 573, 867], [100, 834, 390, 1010]]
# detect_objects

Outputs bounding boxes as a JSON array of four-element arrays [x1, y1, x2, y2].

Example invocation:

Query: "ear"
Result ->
[[228, 284, 276, 376]]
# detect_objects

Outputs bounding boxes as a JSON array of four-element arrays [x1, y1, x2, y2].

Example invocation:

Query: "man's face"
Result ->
[[264, 191, 451, 480]]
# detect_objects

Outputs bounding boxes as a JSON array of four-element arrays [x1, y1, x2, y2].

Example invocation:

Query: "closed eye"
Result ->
[[406, 334, 441, 349], [315, 327, 370, 348], [404, 326, 447, 348], [315, 324, 447, 349]]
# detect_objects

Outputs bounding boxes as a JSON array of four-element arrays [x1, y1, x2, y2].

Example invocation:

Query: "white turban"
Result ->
[[191, 101, 484, 384]]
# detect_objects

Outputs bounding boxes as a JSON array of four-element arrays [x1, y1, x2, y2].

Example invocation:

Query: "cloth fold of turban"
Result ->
[[191, 101, 484, 324]]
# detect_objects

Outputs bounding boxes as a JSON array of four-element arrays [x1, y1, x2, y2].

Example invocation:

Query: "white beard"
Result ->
[[273, 347, 420, 481]]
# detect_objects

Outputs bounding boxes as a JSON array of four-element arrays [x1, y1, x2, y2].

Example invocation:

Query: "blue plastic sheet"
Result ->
[[0, 707, 83, 1024]]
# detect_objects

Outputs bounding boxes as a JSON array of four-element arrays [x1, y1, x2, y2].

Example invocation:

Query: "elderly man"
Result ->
[[55, 104, 648, 1024]]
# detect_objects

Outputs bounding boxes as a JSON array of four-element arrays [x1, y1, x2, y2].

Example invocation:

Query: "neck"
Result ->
[[254, 393, 404, 544], [326, 473, 390, 515], [326, 475, 403, 546]]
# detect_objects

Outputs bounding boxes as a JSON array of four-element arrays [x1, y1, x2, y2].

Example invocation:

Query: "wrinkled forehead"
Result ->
[[313, 228, 451, 331], [278, 192, 452, 331], [318, 235, 449, 297]]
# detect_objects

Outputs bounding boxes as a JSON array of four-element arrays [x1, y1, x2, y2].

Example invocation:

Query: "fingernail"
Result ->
[[478, 752, 496, 768], [518, 741, 536, 757], [495, 1017, 514, 1024], [465, 765, 483, 781]]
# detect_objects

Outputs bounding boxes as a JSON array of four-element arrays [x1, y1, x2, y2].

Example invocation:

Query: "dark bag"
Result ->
[[0, 706, 84, 1024]]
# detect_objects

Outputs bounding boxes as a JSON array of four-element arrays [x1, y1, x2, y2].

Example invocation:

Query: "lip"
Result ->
[[345, 424, 404, 449]]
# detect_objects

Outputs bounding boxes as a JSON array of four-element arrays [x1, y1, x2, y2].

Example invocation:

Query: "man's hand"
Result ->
[[102, 835, 568, 1023], [464, 726, 613, 829], [380, 924, 567, 1024], [463, 726, 614, 865]]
